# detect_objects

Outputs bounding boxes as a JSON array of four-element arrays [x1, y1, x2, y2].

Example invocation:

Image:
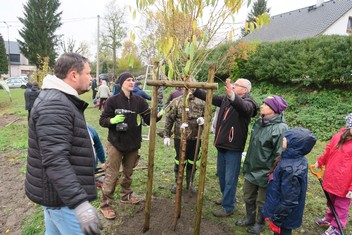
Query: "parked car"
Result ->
[[6, 77, 27, 89]]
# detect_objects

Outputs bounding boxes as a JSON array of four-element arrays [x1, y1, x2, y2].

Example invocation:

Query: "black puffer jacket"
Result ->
[[194, 89, 258, 151], [25, 86, 96, 209], [100, 91, 159, 152]]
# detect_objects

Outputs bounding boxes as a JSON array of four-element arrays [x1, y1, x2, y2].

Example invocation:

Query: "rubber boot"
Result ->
[[171, 171, 177, 194], [247, 207, 265, 234], [235, 203, 256, 226]]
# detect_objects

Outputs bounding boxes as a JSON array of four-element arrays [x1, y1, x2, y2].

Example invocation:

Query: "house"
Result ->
[[242, 0, 352, 42], [4, 41, 36, 77]]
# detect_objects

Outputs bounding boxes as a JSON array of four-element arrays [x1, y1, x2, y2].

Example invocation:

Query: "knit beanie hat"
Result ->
[[346, 113, 352, 129], [118, 72, 134, 86], [263, 95, 288, 114]]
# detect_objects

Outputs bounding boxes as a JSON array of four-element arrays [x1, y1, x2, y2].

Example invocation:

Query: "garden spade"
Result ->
[[309, 165, 344, 235]]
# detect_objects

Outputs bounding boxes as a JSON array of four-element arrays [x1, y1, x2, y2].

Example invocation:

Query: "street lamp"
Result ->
[[3, 21, 11, 77]]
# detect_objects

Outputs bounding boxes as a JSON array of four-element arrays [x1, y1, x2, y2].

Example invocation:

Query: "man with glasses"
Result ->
[[193, 78, 258, 217]]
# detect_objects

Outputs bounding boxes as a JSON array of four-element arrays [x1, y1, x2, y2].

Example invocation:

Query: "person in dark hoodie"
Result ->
[[99, 72, 163, 220], [132, 81, 151, 100], [237, 95, 288, 234], [24, 81, 40, 120], [193, 78, 258, 217], [262, 127, 317, 235]]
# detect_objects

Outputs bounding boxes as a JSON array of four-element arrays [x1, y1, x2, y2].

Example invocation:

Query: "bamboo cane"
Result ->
[[143, 61, 159, 233], [194, 65, 215, 235]]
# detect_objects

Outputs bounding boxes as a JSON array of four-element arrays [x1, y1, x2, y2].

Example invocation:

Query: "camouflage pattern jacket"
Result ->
[[164, 95, 205, 140]]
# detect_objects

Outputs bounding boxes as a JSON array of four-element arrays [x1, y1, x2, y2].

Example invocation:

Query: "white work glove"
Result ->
[[197, 117, 204, 126], [164, 137, 171, 146], [346, 191, 352, 199], [74, 201, 103, 235]]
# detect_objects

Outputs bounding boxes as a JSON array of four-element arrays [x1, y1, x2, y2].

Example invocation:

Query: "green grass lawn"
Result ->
[[0, 87, 351, 235]]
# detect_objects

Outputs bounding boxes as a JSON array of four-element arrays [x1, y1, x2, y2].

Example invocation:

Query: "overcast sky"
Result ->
[[0, 0, 319, 54]]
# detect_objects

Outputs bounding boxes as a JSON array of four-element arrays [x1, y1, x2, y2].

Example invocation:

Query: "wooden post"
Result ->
[[194, 65, 215, 235], [143, 61, 159, 233]]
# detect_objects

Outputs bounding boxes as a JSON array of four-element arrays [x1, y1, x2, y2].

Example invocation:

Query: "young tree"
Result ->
[[241, 0, 270, 37], [101, 0, 127, 77], [18, 0, 62, 68], [0, 34, 8, 75], [135, 0, 270, 81]]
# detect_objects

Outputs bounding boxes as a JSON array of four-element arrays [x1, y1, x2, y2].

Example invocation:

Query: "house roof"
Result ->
[[242, 0, 352, 42]]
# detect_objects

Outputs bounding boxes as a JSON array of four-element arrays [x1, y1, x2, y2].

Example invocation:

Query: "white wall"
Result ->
[[323, 8, 352, 35]]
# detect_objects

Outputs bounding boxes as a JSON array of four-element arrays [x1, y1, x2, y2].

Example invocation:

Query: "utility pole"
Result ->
[[3, 21, 11, 77], [96, 15, 100, 82]]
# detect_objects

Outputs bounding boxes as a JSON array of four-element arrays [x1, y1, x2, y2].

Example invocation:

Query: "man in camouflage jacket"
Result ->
[[163, 92, 205, 193]]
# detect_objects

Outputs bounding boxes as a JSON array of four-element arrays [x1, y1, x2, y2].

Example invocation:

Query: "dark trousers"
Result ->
[[274, 227, 292, 235], [99, 98, 107, 110], [173, 138, 201, 172]]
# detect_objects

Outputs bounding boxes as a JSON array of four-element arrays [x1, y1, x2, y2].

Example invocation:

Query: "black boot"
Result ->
[[171, 171, 178, 194], [235, 203, 256, 226], [247, 207, 265, 234]]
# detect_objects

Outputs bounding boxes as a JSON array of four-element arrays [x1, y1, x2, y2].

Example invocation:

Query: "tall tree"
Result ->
[[241, 0, 270, 37], [101, 0, 127, 77], [0, 34, 8, 75], [18, 0, 62, 67], [59, 37, 91, 58]]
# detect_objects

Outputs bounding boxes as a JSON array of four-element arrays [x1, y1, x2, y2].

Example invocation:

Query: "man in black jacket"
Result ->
[[99, 72, 163, 220], [25, 53, 102, 235], [193, 78, 258, 217]]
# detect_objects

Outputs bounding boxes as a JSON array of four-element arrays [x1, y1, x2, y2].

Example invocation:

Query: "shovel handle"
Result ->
[[309, 165, 324, 180]]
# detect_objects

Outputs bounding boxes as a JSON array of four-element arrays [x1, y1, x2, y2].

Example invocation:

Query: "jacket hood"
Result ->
[[282, 127, 316, 159], [42, 75, 79, 97]]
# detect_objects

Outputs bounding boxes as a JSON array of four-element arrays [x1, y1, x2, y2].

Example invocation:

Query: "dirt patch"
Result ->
[[102, 195, 232, 235], [0, 150, 35, 235], [0, 114, 26, 127]]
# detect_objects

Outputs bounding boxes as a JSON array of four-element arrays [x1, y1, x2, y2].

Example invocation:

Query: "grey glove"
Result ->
[[74, 201, 103, 235]]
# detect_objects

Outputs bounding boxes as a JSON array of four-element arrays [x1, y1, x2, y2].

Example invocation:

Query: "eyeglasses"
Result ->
[[233, 83, 247, 89]]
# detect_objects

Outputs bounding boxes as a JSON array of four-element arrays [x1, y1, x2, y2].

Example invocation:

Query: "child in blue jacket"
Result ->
[[262, 128, 317, 235]]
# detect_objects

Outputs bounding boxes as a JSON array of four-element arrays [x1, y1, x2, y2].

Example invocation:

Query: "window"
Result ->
[[347, 16, 352, 33], [9, 54, 20, 64]]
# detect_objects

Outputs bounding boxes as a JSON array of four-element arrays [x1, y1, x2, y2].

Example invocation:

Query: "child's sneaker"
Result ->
[[321, 225, 341, 235], [316, 218, 331, 227]]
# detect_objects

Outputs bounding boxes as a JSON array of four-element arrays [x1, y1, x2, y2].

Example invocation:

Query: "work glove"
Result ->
[[196, 117, 204, 126], [74, 201, 103, 235], [110, 114, 125, 124], [164, 137, 171, 146], [346, 191, 352, 199], [157, 109, 165, 118], [265, 218, 281, 234]]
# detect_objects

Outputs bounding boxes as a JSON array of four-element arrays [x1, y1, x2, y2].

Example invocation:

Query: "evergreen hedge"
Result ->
[[239, 35, 352, 87]]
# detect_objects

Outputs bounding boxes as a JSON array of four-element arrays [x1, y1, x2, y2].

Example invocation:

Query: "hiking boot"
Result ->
[[120, 194, 142, 204], [316, 218, 331, 227], [212, 208, 233, 217], [214, 198, 222, 205], [100, 207, 116, 220], [321, 225, 341, 235]]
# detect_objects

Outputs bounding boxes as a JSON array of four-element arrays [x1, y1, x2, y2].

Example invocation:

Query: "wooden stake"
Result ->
[[143, 61, 159, 233], [194, 65, 215, 235], [172, 89, 189, 230]]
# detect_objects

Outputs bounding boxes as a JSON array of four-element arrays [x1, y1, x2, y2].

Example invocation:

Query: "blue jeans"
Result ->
[[42, 206, 84, 235], [217, 150, 242, 212]]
